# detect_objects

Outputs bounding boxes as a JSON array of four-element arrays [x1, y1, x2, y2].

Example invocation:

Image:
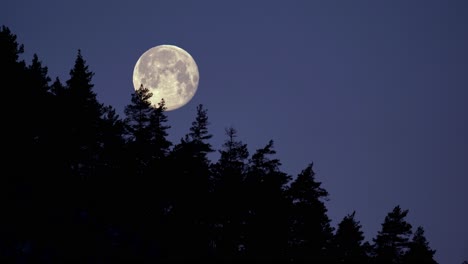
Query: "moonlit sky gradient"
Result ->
[[2, 1, 467, 263]]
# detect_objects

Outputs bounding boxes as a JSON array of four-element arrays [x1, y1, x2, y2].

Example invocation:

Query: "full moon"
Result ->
[[132, 45, 199, 111]]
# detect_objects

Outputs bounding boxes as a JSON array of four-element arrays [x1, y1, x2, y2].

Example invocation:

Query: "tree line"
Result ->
[[1, 25, 440, 263]]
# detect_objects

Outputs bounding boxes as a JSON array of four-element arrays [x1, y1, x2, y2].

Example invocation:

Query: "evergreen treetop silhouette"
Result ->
[[373, 205, 413, 264]]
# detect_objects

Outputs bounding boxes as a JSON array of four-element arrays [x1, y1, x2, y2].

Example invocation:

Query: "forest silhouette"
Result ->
[[1, 25, 440, 263]]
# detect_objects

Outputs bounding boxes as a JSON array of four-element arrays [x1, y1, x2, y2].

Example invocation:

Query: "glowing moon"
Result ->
[[133, 45, 199, 111]]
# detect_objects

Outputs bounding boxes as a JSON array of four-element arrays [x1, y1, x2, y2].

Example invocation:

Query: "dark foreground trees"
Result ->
[[1, 25, 439, 263]]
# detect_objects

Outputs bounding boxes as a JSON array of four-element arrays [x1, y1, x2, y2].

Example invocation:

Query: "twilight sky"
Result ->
[[2, 0, 467, 263]]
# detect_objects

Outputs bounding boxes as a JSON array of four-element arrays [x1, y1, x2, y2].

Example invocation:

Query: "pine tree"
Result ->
[[149, 98, 172, 161], [0, 25, 25, 81], [53, 50, 105, 262], [63, 49, 104, 177], [373, 205, 413, 264], [333, 211, 370, 263], [25, 54, 53, 147], [0, 25, 32, 263], [122, 85, 173, 259], [212, 127, 249, 188], [28, 54, 51, 93], [403, 226, 438, 264], [51, 77, 66, 96], [211, 127, 249, 260], [186, 104, 214, 155], [124, 85, 170, 169], [286, 163, 334, 262], [124, 86, 172, 164], [243, 140, 291, 261], [165, 104, 213, 260], [1, 25, 27, 140]]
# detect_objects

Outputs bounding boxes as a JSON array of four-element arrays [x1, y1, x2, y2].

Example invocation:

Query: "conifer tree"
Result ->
[[211, 127, 249, 260], [51, 77, 66, 96], [123, 85, 172, 257], [243, 140, 291, 261], [56, 50, 105, 262], [28, 54, 51, 93], [165, 104, 213, 260], [286, 163, 334, 262], [333, 211, 370, 263], [63, 49, 104, 177], [1, 26, 27, 140], [124, 85, 161, 169], [25, 54, 53, 148], [149, 98, 172, 161], [403, 226, 438, 264], [373, 206, 413, 264], [0, 25, 31, 263]]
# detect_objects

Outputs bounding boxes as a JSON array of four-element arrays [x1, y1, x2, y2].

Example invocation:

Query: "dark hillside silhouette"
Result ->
[[0, 25, 439, 263]]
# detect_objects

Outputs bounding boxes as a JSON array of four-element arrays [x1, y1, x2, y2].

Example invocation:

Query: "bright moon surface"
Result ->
[[133, 45, 199, 111]]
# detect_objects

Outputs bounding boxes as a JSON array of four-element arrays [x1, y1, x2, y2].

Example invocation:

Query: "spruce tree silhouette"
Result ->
[[64, 49, 104, 177], [402, 226, 438, 264], [25, 54, 54, 156], [165, 104, 214, 260], [54, 49, 106, 262], [211, 127, 249, 260], [332, 211, 371, 263], [124, 85, 162, 173], [1, 25, 38, 263], [122, 85, 173, 261], [243, 140, 291, 261], [286, 163, 334, 262], [373, 205, 413, 264]]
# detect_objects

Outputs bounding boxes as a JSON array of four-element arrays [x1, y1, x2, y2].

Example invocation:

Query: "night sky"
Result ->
[[2, 0, 467, 263]]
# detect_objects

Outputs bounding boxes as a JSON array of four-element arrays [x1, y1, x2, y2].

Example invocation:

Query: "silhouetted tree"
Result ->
[[124, 85, 171, 170], [332, 211, 370, 263], [211, 127, 249, 260], [43, 49, 105, 262], [1, 25, 35, 263], [165, 104, 213, 260], [243, 140, 291, 261], [63, 49, 104, 178], [286, 163, 334, 262], [25, 54, 54, 155], [94, 105, 126, 219], [186, 104, 214, 156], [122, 85, 173, 260], [149, 99, 172, 160], [402, 226, 438, 264], [27, 54, 51, 93], [50, 77, 65, 96], [1, 25, 27, 148], [0, 25, 24, 67], [373, 206, 413, 264]]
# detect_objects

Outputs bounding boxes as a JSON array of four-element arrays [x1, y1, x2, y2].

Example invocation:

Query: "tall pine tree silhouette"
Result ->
[[373, 205, 413, 264], [63, 49, 104, 178], [244, 140, 291, 261], [402, 226, 438, 264], [211, 127, 249, 260], [286, 163, 334, 262], [332, 211, 370, 263], [122, 85, 173, 260], [166, 104, 213, 260]]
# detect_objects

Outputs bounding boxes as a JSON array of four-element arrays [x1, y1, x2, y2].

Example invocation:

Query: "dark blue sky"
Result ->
[[2, 0, 467, 262]]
